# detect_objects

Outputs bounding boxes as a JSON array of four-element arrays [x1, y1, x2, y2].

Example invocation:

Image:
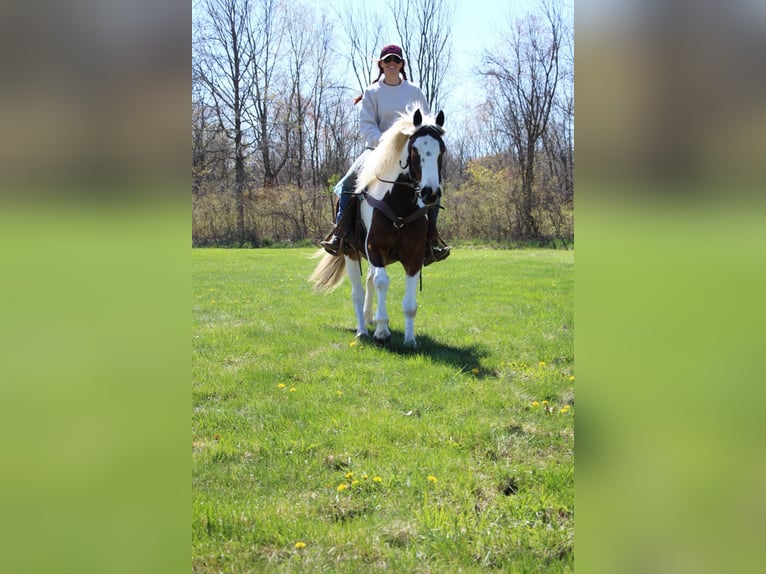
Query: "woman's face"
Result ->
[[380, 55, 403, 74]]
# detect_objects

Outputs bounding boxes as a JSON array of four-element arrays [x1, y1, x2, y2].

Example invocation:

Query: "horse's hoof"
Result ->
[[403, 338, 418, 349], [356, 331, 370, 339], [373, 335, 391, 346]]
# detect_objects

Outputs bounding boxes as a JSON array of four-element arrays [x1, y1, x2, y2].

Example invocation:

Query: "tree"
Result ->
[[245, 0, 289, 188], [481, 0, 565, 239], [339, 3, 386, 100], [194, 0, 257, 242], [389, 0, 454, 112]]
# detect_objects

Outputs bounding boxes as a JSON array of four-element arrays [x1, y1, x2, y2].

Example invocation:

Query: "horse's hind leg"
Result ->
[[363, 265, 374, 326], [402, 272, 420, 347], [371, 266, 391, 345], [345, 255, 368, 337]]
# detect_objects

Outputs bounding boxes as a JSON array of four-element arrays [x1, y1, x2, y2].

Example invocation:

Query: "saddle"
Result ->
[[320, 193, 365, 256]]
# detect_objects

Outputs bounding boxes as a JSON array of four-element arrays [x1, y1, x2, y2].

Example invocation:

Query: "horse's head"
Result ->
[[356, 107, 446, 204], [407, 109, 445, 206]]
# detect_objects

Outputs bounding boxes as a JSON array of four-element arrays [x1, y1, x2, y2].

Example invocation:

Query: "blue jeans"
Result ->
[[334, 172, 357, 224], [334, 150, 371, 224]]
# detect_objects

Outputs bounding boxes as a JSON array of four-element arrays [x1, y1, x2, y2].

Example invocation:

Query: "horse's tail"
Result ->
[[308, 250, 347, 292]]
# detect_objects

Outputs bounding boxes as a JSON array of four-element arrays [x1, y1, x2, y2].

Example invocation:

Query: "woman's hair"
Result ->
[[353, 62, 408, 105]]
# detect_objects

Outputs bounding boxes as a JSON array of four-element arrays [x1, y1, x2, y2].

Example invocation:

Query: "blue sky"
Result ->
[[324, 0, 564, 119], [194, 0, 571, 121]]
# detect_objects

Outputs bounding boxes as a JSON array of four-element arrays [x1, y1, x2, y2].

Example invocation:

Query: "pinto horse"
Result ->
[[309, 107, 446, 347]]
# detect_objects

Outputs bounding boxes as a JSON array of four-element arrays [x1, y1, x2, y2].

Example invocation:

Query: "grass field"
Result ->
[[192, 247, 574, 572]]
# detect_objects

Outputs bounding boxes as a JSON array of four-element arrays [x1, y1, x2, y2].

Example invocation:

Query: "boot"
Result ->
[[320, 205, 354, 256], [423, 237, 451, 266], [423, 207, 450, 266], [320, 232, 342, 256]]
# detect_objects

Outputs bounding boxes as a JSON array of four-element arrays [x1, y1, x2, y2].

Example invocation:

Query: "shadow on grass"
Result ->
[[339, 327, 490, 376]]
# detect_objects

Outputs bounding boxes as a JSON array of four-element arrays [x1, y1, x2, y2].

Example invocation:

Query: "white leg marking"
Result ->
[[372, 266, 391, 342], [345, 255, 367, 337], [402, 273, 419, 347], [364, 265, 375, 326]]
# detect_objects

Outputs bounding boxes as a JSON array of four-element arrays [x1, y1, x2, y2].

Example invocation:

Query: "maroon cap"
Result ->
[[378, 44, 403, 60]]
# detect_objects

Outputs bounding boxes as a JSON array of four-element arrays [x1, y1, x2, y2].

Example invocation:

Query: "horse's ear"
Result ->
[[436, 110, 445, 127], [413, 109, 422, 127]]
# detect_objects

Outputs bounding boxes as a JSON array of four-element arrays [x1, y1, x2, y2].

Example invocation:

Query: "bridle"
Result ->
[[375, 125, 445, 202]]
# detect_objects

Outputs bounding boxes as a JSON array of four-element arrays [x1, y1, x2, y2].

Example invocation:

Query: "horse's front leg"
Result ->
[[402, 272, 420, 347], [345, 255, 368, 337], [363, 265, 375, 326], [371, 266, 391, 345]]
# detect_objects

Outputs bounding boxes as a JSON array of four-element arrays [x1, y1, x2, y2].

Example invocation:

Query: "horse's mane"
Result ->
[[355, 105, 445, 195]]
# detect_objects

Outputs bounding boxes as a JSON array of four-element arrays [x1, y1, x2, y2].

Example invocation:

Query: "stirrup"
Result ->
[[424, 241, 451, 266], [320, 234, 342, 256]]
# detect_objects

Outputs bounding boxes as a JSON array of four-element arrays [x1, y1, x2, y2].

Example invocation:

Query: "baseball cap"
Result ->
[[378, 44, 404, 60]]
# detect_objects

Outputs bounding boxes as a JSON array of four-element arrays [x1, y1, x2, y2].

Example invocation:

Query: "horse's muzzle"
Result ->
[[420, 186, 441, 206]]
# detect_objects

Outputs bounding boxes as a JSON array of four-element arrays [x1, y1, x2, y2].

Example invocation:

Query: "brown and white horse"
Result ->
[[309, 107, 446, 347]]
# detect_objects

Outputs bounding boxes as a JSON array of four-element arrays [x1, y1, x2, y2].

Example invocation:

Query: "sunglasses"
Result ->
[[382, 55, 403, 64]]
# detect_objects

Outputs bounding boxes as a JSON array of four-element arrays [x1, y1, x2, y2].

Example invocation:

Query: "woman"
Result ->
[[321, 44, 450, 265]]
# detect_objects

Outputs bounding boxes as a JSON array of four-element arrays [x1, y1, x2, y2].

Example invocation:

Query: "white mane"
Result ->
[[355, 105, 445, 196]]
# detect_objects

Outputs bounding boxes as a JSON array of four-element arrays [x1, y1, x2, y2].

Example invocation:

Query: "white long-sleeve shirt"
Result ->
[[359, 80, 430, 148]]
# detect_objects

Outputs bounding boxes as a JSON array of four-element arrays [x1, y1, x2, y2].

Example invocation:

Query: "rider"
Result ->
[[320, 44, 450, 265]]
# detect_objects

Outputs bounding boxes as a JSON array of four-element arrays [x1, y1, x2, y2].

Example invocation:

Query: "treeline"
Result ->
[[192, 0, 573, 247]]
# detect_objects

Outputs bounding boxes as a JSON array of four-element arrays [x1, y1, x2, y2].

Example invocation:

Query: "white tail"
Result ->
[[308, 250, 347, 292]]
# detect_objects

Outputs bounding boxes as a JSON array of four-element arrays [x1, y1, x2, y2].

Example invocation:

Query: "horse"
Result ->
[[309, 107, 446, 348]]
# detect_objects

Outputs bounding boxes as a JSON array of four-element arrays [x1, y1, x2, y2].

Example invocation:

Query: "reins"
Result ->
[[367, 124, 444, 227], [374, 174, 419, 189], [374, 124, 444, 189]]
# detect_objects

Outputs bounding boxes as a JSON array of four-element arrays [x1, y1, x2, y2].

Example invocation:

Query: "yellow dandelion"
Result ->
[[560, 405, 571, 413], [362, 473, 369, 480], [294, 542, 306, 550], [344, 471, 354, 480], [289, 387, 296, 392], [373, 476, 383, 483], [568, 375, 575, 381], [532, 401, 540, 407], [541, 400, 549, 405], [336, 390, 343, 395], [337, 483, 347, 492], [539, 361, 546, 367], [427, 475, 438, 484], [349, 341, 357, 347], [277, 383, 286, 388], [471, 368, 479, 375], [351, 480, 360, 487]]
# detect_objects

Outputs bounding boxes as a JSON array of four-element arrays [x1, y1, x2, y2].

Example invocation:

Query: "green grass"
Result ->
[[193, 247, 574, 572]]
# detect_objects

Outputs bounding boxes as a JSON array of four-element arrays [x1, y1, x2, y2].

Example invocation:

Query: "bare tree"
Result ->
[[338, 3, 386, 100], [244, 0, 288, 188], [194, 0, 257, 242], [389, 0, 454, 111], [481, 0, 565, 239]]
